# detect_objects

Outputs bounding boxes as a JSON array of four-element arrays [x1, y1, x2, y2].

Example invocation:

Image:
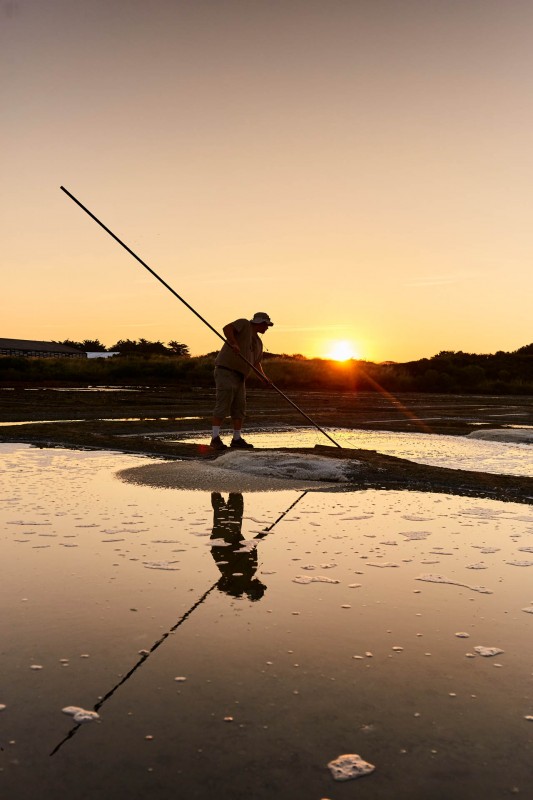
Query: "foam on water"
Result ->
[[327, 753, 375, 781], [62, 706, 100, 723], [474, 646, 504, 657], [468, 429, 533, 444]]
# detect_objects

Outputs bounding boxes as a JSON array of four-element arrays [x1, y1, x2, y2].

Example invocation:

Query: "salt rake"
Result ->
[[60, 186, 341, 448]]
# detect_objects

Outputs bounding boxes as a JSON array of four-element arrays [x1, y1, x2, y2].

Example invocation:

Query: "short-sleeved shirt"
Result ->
[[215, 319, 263, 378]]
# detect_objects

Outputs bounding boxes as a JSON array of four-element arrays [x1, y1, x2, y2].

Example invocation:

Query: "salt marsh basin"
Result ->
[[1, 443, 533, 799]]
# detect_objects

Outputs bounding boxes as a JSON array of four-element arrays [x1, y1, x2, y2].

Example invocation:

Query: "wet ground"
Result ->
[[1, 388, 532, 503], [1, 389, 532, 798], [1, 386, 533, 439], [0, 443, 532, 799]]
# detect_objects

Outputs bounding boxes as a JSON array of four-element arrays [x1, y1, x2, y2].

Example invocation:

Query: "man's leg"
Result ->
[[230, 381, 253, 449], [211, 368, 233, 449]]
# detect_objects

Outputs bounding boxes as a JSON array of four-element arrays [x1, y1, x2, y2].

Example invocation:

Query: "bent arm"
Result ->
[[222, 323, 240, 352]]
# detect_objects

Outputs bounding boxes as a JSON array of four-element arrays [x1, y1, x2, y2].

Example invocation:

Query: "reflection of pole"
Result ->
[[50, 490, 309, 756], [49, 582, 215, 756], [60, 186, 341, 448], [254, 491, 308, 539]]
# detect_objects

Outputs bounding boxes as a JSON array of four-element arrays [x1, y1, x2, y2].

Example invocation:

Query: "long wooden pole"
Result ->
[[60, 186, 341, 448]]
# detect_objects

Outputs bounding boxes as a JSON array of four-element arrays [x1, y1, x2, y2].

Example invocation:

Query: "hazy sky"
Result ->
[[3, 0, 533, 361]]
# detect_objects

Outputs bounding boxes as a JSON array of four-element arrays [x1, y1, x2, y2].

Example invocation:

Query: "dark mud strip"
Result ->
[[1, 387, 533, 434]]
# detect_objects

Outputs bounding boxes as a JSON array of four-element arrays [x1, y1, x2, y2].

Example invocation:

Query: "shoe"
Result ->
[[230, 437, 254, 449], [210, 436, 228, 451]]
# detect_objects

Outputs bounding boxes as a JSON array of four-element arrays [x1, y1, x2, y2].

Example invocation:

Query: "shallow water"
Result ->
[[1, 443, 533, 799], [171, 426, 533, 477]]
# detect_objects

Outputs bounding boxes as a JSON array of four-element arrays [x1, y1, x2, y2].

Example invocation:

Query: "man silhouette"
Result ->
[[210, 312, 273, 450]]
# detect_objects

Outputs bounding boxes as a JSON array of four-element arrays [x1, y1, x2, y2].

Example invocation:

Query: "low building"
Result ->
[[0, 338, 87, 359]]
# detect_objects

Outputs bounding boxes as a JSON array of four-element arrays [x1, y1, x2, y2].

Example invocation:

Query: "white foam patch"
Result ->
[[328, 753, 375, 781], [468, 429, 533, 444], [293, 575, 341, 584], [474, 646, 504, 657], [117, 452, 353, 492], [62, 706, 100, 723], [507, 560, 533, 567], [234, 540, 259, 552], [213, 451, 354, 482]]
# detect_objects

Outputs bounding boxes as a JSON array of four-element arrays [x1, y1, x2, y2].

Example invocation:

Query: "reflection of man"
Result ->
[[210, 492, 266, 601]]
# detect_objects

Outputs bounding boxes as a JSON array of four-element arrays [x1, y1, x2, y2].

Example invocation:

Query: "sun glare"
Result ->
[[326, 340, 359, 361]]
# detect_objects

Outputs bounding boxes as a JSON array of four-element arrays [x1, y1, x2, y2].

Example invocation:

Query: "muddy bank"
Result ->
[[1, 387, 532, 505], [116, 443, 533, 506]]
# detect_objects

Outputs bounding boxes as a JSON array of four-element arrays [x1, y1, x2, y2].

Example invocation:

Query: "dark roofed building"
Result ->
[[0, 338, 87, 359]]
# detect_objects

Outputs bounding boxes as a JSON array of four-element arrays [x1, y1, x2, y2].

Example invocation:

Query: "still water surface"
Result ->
[[1, 443, 532, 799]]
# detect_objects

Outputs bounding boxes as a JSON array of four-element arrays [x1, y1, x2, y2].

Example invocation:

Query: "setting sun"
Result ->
[[325, 340, 360, 361]]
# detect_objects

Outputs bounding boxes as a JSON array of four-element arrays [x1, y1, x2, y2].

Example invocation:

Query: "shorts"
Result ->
[[213, 367, 246, 419]]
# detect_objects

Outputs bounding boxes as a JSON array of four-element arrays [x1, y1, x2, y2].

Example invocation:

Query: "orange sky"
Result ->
[[3, 1, 532, 362]]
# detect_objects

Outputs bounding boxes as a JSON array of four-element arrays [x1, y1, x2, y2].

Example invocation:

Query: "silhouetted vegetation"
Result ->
[[1, 343, 531, 394], [56, 338, 190, 357]]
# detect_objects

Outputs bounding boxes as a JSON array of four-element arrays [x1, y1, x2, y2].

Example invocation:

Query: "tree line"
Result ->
[[1, 341, 531, 394], [56, 338, 190, 357]]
